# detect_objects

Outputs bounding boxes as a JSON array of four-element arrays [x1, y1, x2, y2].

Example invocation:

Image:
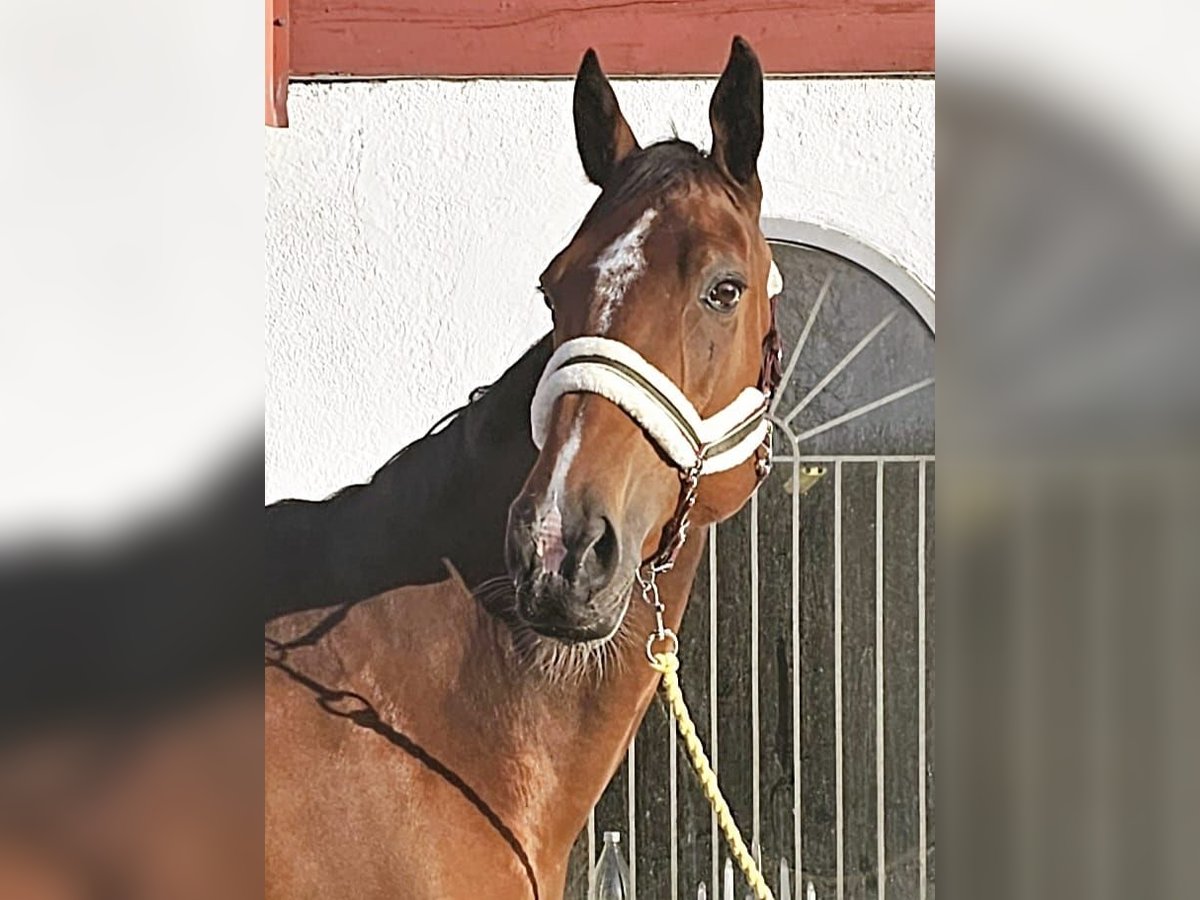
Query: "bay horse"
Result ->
[[266, 37, 781, 899]]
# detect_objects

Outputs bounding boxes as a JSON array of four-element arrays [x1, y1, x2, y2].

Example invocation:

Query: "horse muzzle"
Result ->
[[505, 495, 630, 642]]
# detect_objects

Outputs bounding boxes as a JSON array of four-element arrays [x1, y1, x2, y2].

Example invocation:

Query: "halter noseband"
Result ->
[[532, 338, 771, 476], [530, 259, 785, 577]]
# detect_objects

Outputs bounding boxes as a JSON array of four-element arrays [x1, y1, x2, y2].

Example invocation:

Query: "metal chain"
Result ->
[[639, 457, 702, 662]]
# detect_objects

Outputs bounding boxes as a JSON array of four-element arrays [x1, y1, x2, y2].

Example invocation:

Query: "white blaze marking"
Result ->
[[538, 505, 566, 575], [592, 208, 657, 333], [537, 419, 582, 575], [546, 418, 582, 505]]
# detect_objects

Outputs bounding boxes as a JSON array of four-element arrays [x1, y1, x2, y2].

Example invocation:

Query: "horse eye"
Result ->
[[704, 279, 743, 313], [537, 285, 554, 310]]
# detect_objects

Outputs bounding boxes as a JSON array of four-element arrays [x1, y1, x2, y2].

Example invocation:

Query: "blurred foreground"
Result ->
[[939, 33, 1199, 900], [0, 451, 263, 899]]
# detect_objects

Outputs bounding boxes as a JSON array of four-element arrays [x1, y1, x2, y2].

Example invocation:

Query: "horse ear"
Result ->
[[573, 49, 640, 188], [709, 36, 764, 196]]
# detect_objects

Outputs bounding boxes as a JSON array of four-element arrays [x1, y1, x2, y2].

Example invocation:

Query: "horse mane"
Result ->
[[265, 334, 552, 621], [583, 139, 742, 226]]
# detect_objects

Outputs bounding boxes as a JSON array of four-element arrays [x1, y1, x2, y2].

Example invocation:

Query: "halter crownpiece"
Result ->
[[531, 259, 784, 477]]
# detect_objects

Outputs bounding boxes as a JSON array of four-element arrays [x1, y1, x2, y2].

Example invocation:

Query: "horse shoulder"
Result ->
[[266, 579, 541, 899]]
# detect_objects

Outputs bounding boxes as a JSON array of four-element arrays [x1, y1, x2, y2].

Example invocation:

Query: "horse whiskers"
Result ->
[[471, 575, 643, 685], [503, 599, 639, 687], [474, 573, 512, 588], [470, 575, 519, 612], [470, 574, 515, 598]]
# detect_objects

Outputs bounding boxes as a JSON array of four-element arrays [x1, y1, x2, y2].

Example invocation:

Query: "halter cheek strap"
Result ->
[[530, 260, 784, 477]]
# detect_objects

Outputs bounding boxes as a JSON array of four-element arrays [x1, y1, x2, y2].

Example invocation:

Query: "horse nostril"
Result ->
[[574, 514, 618, 584], [592, 516, 618, 575]]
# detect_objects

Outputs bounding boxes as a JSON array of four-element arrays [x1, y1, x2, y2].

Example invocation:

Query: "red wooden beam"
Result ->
[[268, 1, 933, 126], [266, 0, 290, 127]]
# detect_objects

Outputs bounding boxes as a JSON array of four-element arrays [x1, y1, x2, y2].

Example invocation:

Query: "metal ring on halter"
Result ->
[[645, 627, 679, 664]]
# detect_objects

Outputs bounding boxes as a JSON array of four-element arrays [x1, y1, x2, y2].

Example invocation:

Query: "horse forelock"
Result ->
[[581, 139, 745, 228]]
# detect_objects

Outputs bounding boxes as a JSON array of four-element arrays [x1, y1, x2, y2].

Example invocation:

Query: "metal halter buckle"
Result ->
[[755, 420, 774, 480]]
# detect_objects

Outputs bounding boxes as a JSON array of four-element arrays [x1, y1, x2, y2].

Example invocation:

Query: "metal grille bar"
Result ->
[[588, 809, 596, 894], [917, 460, 927, 900], [775, 454, 935, 463], [834, 461, 845, 900], [791, 450, 803, 899], [751, 490, 763, 852], [628, 736, 637, 898], [876, 460, 886, 900], [709, 526, 720, 895], [671, 711, 679, 900]]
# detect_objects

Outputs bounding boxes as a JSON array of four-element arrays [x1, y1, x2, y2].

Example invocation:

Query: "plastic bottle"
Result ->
[[589, 831, 631, 900]]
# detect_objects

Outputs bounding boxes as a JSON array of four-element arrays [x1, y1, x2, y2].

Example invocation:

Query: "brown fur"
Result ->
[[266, 38, 772, 899]]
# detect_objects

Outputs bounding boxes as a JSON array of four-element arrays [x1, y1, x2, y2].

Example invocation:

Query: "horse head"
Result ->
[[506, 37, 780, 645]]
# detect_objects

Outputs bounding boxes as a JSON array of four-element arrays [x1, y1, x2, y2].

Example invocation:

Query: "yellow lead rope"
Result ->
[[650, 650, 775, 900]]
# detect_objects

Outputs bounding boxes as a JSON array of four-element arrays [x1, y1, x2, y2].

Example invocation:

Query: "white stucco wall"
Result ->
[[265, 78, 934, 502]]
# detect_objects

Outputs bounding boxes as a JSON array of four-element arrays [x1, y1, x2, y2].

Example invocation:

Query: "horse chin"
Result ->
[[515, 573, 634, 638], [523, 580, 633, 644], [508, 581, 636, 683], [526, 619, 616, 644]]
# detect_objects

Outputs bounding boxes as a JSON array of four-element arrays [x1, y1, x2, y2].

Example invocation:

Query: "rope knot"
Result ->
[[650, 650, 680, 676]]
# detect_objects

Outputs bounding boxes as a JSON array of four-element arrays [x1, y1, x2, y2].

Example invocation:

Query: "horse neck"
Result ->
[[440, 532, 706, 866]]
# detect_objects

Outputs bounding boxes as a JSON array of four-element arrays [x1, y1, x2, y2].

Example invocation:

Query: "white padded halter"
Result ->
[[531, 260, 784, 476]]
